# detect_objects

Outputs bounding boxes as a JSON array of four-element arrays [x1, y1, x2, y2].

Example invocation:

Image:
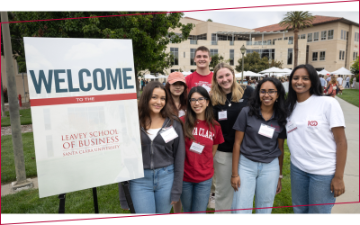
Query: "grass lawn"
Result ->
[[1, 132, 38, 183], [1, 108, 32, 127], [1, 136, 293, 213], [337, 89, 359, 107]]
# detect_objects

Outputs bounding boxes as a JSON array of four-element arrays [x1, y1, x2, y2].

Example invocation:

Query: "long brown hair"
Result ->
[[210, 62, 245, 106], [138, 81, 177, 130], [165, 82, 188, 115], [184, 86, 218, 140], [330, 76, 337, 85]]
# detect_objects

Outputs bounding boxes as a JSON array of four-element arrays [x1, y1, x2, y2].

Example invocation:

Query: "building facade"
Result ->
[[166, 15, 359, 74]]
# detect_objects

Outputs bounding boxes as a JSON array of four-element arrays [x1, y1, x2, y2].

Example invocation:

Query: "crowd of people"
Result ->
[[120, 46, 347, 214]]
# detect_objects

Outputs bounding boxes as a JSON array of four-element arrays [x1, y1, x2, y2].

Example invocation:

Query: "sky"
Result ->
[[184, 11, 359, 29]]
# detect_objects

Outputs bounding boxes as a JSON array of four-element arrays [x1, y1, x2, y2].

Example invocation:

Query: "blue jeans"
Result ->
[[129, 164, 174, 214], [291, 162, 335, 213], [180, 178, 213, 213], [231, 155, 279, 214]]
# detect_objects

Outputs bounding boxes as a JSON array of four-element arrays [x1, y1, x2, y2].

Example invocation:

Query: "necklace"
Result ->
[[225, 97, 232, 107]]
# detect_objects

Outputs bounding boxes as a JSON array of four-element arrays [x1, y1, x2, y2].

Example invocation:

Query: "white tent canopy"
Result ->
[[235, 71, 264, 78], [318, 69, 330, 75], [144, 74, 156, 79], [330, 67, 353, 75], [157, 75, 168, 78], [182, 71, 192, 76], [259, 67, 286, 74]]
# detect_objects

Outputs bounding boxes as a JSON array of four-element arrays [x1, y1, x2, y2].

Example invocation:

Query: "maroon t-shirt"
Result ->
[[185, 71, 213, 93], [180, 117, 224, 183]]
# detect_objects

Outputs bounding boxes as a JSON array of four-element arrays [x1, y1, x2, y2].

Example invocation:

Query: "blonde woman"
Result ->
[[210, 63, 254, 213], [326, 76, 339, 98]]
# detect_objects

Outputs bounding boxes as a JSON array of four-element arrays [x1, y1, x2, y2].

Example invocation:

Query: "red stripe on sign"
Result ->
[[30, 93, 137, 107]]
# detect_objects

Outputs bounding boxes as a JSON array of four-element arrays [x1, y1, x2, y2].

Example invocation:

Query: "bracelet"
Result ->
[[279, 175, 283, 179], [231, 175, 239, 178]]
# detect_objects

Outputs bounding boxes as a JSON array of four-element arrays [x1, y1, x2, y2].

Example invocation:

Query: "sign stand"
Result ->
[[58, 194, 66, 213], [121, 181, 136, 213], [92, 187, 99, 213]]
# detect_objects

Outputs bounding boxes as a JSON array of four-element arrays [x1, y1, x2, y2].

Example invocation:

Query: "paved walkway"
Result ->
[[332, 96, 359, 213], [1, 97, 359, 213]]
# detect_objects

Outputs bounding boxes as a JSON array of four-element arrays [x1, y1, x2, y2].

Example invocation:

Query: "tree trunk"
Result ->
[[1, 77, 6, 117], [1, 12, 28, 185], [294, 28, 299, 68]]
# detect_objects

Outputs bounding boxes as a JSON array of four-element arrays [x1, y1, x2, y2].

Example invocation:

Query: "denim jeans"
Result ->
[[180, 178, 213, 213], [291, 162, 335, 213], [129, 164, 174, 214], [231, 155, 279, 214]]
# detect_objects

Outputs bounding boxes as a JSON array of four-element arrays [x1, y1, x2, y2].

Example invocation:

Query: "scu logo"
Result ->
[[308, 121, 318, 126]]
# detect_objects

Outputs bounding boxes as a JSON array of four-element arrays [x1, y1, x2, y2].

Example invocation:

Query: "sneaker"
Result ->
[[207, 194, 215, 209]]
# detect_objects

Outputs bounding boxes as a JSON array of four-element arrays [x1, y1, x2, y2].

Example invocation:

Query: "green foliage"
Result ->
[[235, 52, 278, 73], [269, 59, 283, 69], [279, 11, 315, 31], [1, 132, 38, 183], [207, 19, 213, 22], [8, 12, 194, 77], [1, 108, 32, 127], [209, 54, 229, 71], [350, 56, 359, 76]]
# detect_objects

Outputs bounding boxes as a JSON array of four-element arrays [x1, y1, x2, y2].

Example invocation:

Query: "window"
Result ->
[[288, 36, 293, 44], [284, 37, 288, 40], [300, 34, 306, 39], [314, 32, 319, 41], [341, 30, 344, 39], [278, 38, 282, 40], [354, 52, 359, 60], [211, 34, 217, 45], [210, 49, 218, 57], [183, 52, 185, 58], [170, 48, 178, 65], [321, 31, 327, 40], [339, 50, 345, 60], [341, 30, 348, 40], [229, 49, 234, 66], [190, 49, 196, 65], [170, 69, 179, 73], [273, 39, 276, 44], [328, 30, 334, 40], [307, 33, 312, 42], [287, 48, 293, 65], [320, 51, 325, 60], [355, 32, 359, 42], [312, 52, 318, 61]]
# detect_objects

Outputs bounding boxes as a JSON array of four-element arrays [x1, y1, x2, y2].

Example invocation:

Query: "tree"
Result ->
[[7, 12, 194, 94], [279, 11, 315, 67], [235, 52, 280, 73], [350, 56, 359, 75], [209, 54, 229, 71], [269, 59, 283, 68], [207, 19, 213, 22]]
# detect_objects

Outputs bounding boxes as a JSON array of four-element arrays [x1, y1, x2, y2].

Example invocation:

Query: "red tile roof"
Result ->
[[254, 15, 343, 32]]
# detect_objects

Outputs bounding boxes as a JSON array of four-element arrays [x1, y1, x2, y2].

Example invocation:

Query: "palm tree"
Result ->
[[279, 11, 315, 67]]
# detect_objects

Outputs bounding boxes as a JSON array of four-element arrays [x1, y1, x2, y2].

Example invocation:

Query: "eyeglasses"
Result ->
[[189, 97, 207, 104], [259, 90, 277, 95]]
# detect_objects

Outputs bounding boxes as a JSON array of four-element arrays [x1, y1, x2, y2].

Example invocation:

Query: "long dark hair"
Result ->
[[286, 64, 323, 117], [248, 77, 287, 127], [184, 86, 218, 140], [138, 81, 177, 130], [165, 82, 188, 115]]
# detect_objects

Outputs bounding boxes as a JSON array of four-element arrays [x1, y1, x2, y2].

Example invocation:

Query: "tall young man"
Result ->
[[185, 46, 213, 93]]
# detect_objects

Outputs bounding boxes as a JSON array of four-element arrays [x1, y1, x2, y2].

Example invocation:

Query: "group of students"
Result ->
[[119, 46, 347, 214]]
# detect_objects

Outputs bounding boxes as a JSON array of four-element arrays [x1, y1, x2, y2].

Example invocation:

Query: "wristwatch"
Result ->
[[279, 175, 283, 179]]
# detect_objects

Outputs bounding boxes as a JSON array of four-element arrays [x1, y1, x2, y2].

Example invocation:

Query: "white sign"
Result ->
[[24, 37, 144, 198]]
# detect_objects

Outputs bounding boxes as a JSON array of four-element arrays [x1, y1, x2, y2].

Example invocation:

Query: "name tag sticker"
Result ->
[[286, 121, 297, 133], [160, 126, 178, 143], [178, 110, 185, 118], [190, 142, 205, 154], [218, 110, 227, 121], [202, 84, 211, 93], [258, 123, 275, 139]]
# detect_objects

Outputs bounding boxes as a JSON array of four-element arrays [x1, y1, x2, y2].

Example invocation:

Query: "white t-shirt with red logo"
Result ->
[[180, 117, 224, 183], [286, 95, 345, 175], [185, 71, 213, 93]]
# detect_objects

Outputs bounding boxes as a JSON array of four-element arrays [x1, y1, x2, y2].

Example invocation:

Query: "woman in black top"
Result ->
[[210, 63, 253, 213]]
